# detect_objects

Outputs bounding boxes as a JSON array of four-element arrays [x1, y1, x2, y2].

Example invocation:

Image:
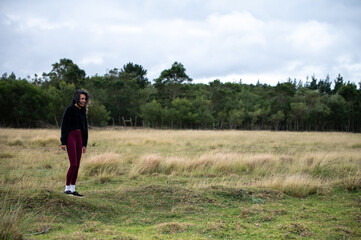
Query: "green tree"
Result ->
[[338, 82, 358, 131], [238, 86, 262, 129], [88, 100, 111, 127], [154, 62, 192, 105], [92, 64, 151, 126], [140, 100, 163, 127], [306, 75, 318, 90], [44, 58, 86, 89], [0, 74, 50, 127], [290, 102, 307, 131], [317, 75, 332, 95], [270, 110, 285, 130], [45, 83, 76, 127], [170, 98, 195, 128], [309, 103, 330, 131], [191, 96, 214, 129], [228, 109, 244, 129], [121, 62, 149, 89], [333, 74, 344, 94], [118, 67, 152, 126], [249, 105, 271, 129], [208, 80, 240, 129], [323, 94, 348, 131]]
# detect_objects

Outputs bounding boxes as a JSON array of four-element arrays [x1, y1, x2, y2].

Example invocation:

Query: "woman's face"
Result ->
[[78, 94, 86, 107]]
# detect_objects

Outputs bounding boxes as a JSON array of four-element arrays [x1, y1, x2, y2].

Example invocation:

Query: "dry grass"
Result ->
[[130, 154, 163, 177], [0, 196, 30, 240], [333, 172, 361, 191], [0, 128, 360, 239], [30, 136, 59, 147], [1, 128, 360, 197], [0, 205, 22, 239], [254, 174, 326, 197], [82, 153, 124, 176]]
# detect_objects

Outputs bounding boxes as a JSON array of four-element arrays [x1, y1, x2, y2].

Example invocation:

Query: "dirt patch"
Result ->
[[116, 185, 216, 211], [156, 222, 192, 234]]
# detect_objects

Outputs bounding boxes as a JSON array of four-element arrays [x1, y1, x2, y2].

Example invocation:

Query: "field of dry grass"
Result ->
[[85, 129, 359, 195], [1, 128, 360, 239]]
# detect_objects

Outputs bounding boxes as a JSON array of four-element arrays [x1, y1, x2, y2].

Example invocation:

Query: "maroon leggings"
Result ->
[[66, 130, 83, 185]]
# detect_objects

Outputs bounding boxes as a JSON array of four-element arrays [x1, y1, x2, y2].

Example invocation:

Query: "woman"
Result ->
[[60, 89, 89, 197]]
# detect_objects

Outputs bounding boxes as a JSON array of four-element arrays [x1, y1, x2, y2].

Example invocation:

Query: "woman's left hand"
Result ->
[[82, 146, 87, 153]]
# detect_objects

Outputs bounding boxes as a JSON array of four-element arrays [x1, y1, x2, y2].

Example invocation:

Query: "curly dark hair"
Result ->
[[72, 89, 90, 110]]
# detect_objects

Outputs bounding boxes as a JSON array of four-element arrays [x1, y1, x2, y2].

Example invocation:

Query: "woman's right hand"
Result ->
[[61, 145, 67, 151]]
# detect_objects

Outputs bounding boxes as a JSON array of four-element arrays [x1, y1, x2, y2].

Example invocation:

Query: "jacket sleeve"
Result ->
[[82, 115, 88, 147], [60, 106, 71, 145]]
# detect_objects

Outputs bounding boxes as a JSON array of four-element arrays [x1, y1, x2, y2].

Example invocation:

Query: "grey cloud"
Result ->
[[0, 0, 360, 85]]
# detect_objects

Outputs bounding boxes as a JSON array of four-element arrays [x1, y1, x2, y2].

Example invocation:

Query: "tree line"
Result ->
[[1, 58, 361, 132]]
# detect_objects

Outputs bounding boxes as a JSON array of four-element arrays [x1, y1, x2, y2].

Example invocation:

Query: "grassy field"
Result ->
[[0, 128, 360, 239]]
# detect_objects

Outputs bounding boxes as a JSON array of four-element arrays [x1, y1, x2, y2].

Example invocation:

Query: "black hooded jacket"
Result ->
[[60, 104, 88, 147]]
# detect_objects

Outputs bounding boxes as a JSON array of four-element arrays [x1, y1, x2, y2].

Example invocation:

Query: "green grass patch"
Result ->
[[0, 152, 14, 159], [0, 128, 360, 239]]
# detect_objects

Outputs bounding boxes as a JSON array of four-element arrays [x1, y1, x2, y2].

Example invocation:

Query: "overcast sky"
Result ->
[[1, 0, 360, 85]]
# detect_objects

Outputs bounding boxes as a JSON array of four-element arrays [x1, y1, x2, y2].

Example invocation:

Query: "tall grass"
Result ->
[[83, 153, 125, 176], [0, 196, 25, 240], [254, 174, 325, 197], [1, 128, 360, 238], [334, 171, 361, 191], [1, 128, 360, 197]]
